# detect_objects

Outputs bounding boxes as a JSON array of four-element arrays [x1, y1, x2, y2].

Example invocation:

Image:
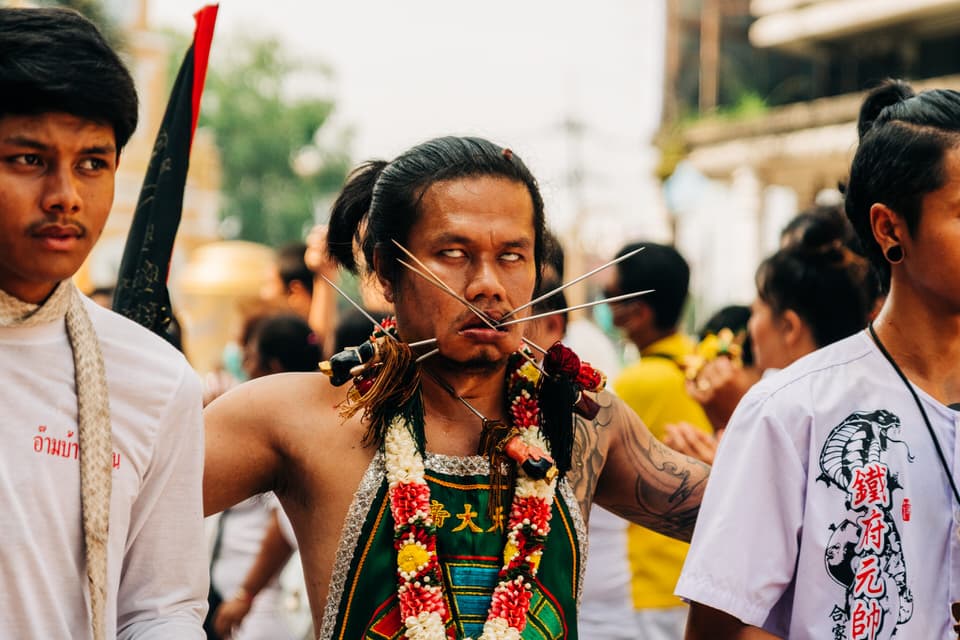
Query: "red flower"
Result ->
[[390, 482, 431, 524], [544, 343, 581, 377], [510, 496, 552, 530], [398, 581, 447, 618], [510, 395, 539, 426], [575, 365, 605, 392], [488, 580, 532, 630]]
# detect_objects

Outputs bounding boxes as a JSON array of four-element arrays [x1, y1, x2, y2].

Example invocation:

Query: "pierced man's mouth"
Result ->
[[459, 314, 509, 332]]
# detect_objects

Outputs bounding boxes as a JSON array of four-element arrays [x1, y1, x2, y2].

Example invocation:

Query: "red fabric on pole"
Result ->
[[190, 4, 219, 143]]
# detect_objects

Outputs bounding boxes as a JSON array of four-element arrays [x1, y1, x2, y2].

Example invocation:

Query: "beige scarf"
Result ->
[[0, 281, 112, 640]]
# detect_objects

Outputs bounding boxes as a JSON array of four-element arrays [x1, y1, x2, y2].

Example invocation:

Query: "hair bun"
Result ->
[[858, 79, 915, 140]]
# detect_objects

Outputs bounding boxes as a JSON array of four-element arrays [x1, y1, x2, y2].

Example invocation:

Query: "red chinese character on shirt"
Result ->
[[853, 556, 886, 598], [856, 508, 889, 554], [850, 599, 883, 640], [849, 462, 890, 509]]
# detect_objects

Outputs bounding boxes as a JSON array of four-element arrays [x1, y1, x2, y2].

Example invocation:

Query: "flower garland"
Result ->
[[682, 327, 745, 381], [384, 357, 557, 640]]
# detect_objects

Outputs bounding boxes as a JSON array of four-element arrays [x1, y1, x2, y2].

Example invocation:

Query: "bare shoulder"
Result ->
[[205, 372, 347, 453], [204, 372, 366, 514]]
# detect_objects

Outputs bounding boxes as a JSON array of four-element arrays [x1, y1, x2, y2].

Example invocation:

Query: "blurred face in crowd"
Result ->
[[259, 264, 285, 303], [748, 297, 791, 372]]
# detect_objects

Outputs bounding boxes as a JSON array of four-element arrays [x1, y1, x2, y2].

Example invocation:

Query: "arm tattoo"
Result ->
[[602, 400, 710, 542], [567, 393, 615, 520]]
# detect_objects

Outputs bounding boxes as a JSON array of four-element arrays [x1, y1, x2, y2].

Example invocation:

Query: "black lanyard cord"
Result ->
[[868, 323, 960, 507]]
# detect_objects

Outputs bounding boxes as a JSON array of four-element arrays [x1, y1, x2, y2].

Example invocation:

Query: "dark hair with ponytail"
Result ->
[[845, 79, 960, 289], [756, 235, 872, 349], [326, 136, 546, 288]]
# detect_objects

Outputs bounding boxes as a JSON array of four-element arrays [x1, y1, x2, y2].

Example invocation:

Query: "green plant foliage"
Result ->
[[197, 36, 351, 246]]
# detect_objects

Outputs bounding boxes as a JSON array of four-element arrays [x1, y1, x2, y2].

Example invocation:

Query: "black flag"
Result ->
[[112, 5, 218, 342]]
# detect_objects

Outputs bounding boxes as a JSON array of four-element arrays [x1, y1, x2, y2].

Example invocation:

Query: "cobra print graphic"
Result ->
[[818, 410, 914, 640]]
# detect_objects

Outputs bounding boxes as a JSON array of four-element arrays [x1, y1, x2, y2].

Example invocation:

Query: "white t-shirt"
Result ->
[[0, 297, 207, 639], [676, 331, 960, 639], [211, 494, 295, 640]]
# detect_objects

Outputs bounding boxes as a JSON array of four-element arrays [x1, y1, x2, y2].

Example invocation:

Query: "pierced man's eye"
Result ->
[[440, 249, 466, 258], [500, 252, 522, 262]]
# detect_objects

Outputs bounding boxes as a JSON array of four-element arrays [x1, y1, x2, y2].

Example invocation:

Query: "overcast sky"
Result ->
[[148, 0, 670, 253]]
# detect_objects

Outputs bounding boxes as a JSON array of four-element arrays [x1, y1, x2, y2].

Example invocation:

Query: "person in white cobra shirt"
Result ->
[[678, 78, 960, 640], [524, 246, 637, 640], [0, 7, 206, 639]]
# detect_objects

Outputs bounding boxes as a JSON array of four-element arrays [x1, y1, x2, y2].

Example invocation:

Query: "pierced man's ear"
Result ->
[[373, 248, 395, 303]]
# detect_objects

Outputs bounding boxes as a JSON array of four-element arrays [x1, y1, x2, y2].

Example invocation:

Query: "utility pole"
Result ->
[[699, 0, 721, 113], [559, 115, 589, 314], [662, 0, 681, 125]]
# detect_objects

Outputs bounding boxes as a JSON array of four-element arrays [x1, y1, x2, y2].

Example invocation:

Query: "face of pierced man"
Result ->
[[379, 175, 537, 371]]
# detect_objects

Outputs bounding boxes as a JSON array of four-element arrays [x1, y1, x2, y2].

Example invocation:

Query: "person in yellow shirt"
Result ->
[[606, 241, 713, 640]]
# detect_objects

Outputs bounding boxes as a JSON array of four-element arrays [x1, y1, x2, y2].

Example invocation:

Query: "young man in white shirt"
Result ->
[[677, 79, 960, 639], [0, 8, 207, 639]]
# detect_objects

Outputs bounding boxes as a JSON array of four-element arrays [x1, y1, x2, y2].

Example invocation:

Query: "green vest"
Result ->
[[319, 452, 585, 639]]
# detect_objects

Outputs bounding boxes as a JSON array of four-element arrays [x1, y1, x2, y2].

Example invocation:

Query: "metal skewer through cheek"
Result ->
[[390, 239, 549, 362], [320, 275, 391, 336], [393, 257, 548, 365], [500, 245, 646, 321], [321, 274, 441, 363], [318, 273, 503, 419], [496, 289, 655, 328], [393, 257, 548, 364]]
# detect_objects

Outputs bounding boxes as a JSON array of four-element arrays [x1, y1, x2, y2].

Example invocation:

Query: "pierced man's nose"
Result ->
[[464, 259, 507, 302]]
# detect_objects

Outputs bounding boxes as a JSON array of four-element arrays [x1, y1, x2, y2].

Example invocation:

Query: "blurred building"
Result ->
[[79, 0, 222, 298], [662, 0, 960, 321]]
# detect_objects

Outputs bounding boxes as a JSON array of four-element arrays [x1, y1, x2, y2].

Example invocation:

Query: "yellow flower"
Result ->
[[696, 333, 721, 360], [397, 542, 431, 574], [503, 540, 520, 564], [518, 361, 541, 384], [683, 329, 745, 380], [528, 550, 542, 572]]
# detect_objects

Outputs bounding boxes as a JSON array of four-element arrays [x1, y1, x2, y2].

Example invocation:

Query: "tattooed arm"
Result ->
[[566, 391, 617, 521], [582, 392, 710, 542]]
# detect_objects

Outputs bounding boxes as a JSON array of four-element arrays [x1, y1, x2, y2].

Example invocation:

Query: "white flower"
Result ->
[[518, 427, 549, 453], [385, 417, 425, 485], [403, 610, 446, 639], [478, 616, 521, 640], [514, 475, 556, 500]]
